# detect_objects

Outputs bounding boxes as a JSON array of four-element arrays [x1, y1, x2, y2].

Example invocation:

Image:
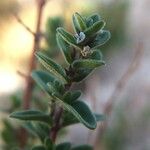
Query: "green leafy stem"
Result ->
[[10, 12, 110, 150]]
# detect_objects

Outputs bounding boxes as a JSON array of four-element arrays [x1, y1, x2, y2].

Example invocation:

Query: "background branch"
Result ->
[[16, 0, 46, 148], [94, 42, 144, 150], [13, 13, 35, 36]]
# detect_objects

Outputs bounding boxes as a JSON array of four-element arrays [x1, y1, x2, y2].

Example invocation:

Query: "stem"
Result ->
[[23, 0, 45, 109], [50, 81, 73, 142], [50, 107, 63, 142], [19, 0, 46, 149]]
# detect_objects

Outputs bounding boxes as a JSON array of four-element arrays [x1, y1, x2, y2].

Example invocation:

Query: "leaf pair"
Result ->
[[71, 50, 105, 82], [31, 71, 97, 129], [10, 110, 52, 125]]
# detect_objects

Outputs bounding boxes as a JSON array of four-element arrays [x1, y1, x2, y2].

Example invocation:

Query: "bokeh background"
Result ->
[[0, 0, 150, 150]]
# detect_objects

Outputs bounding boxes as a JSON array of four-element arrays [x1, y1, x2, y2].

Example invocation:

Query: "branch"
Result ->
[[13, 13, 35, 36], [94, 42, 144, 149], [18, 0, 46, 148], [17, 70, 28, 79]]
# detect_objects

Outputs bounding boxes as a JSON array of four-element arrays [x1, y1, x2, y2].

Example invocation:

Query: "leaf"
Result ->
[[53, 94, 97, 129], [90, 30, 111, 49], [32, 71, 55, 96], [89, 50, 103, 60], [32, 146, 46, 150], [66, 100, 97, 129], [35, 52, 68, 83], [63, 91, 72, 104], [71, 90, 82, 101], [56, 33, 73, 64], [47, 80, 64, 97], [84, 21, 105, 37], [90, 14, 101, 23], [57, 27, 78, 48], [71, 145, 93, 150], [44, 138, 55, 150], [63, 90, 82, 103], [72, 59, 105, 69], [56, 142, 71, 150], [72, 12, 87, 33], [73, 68, 92, 82], [86, 14, 101, 27], [23, 122, 50, 141], [10, 110, 52, 124], [62, 112, 104, 127]]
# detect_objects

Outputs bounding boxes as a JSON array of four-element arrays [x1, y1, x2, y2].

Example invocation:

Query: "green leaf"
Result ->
[[62, 112, 104, 127], [32, 146, 46, 150], [72, 12, 87, 33], [57, 27, 78, 48], [47, 80, 64, 97], [24, 122, 50, 143], [35, 52, 68, 83], [63, 90, 82, 104], [71, 90, 82, 101], [10, 110, 52, 124], [66, 100, 97, 129], [56, 33, 73, 64], [84, 21, 105, 37], [90, 30, 111, 49], [63, 91, 72, 104], [71, 145, 93, 150], [73, 68, 92, 82], [89, 50, 103, 60], [86, 14, 101, 27], [56, 142, 71, 150], [72, 59, 105, 69], [90, 14, 101, 23], [32, 71, 55, 96], [53, 93, 97, 129], [23, 122, 50, 142], [44, 138, 55, 150]]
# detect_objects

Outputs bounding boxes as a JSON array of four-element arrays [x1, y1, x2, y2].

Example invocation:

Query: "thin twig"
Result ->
[[13, 13, 35, 36], [94, 42, 144, 150], [17, 70, 28, 78], [17, 0, 46, 149]]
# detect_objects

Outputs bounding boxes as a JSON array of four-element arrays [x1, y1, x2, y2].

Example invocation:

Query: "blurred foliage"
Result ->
[[103, 106, 127, 150], [1, 88, 49, 150], [100, 0, 128, 50]]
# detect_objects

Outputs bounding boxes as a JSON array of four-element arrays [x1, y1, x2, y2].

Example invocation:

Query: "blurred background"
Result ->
[[0, 0, 150, 150]]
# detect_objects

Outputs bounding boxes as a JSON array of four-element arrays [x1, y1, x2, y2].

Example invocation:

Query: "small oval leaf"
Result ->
[[84, 21, 105, 37], [90, 30, 111, 49], [89, 50, 103, 60], [52, 93, 97, 129], [35, 52, 68, 83], [56, 33, 73, 64], [32, 71, 57, 98], [72, 59, 105, 69], [73, 68, 92, 82], [57, 27, 78, 48], [10, 110, 52, 124], [72, 12, 87, 33]]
